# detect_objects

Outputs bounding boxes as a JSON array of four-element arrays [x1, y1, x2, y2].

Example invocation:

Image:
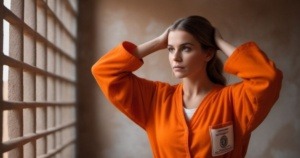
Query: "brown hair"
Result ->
[[169, 15, 226, 85]]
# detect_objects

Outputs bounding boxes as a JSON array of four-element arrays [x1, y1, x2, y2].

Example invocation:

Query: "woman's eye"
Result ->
[[183, 47, 191, 52], [168, 48, 174, 53]]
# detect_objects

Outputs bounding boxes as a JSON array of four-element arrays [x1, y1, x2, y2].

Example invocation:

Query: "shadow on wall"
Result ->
[[261, 92, 300, 158], [262, 122, 300, 157], [77, 0, 100, 158]]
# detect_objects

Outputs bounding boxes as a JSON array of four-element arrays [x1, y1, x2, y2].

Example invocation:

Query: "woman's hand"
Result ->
[[156, 27, 170, 50], [214, 28, 223, 49], [133, 27, 170, 59], [214, 28, 236, 57]]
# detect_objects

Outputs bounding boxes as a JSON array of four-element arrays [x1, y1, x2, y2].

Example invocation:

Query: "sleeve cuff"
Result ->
[[119, 41, 144, 71], [224, 42, 258, 74]]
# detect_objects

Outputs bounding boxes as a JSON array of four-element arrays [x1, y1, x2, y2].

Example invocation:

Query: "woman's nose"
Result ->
[[173, 51, 182, 62]]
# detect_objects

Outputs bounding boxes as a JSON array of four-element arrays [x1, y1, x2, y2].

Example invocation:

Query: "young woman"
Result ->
[[92, 16, 282, 158]]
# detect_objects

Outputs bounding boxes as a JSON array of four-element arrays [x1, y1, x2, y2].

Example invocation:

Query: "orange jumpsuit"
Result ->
[[92, 41, 282, 158]]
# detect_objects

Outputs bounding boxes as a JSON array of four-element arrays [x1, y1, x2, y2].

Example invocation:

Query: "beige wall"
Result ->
[[79, 0, 300, 157]]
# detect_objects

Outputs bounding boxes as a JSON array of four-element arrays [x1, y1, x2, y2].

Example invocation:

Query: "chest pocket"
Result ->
[[209, 121, 234, 157]]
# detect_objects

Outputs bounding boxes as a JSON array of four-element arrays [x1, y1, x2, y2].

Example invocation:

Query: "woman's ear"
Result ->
[[205, 49, 215, 62]]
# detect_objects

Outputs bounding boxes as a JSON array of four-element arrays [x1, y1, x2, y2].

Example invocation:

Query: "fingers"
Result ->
[[157, 26, 171, 49], [214, 28, 223, 40], [161, 26, 171, 39]]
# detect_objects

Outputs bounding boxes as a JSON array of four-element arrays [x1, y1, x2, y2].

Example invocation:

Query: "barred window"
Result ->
[[1, 0, 77, 157]]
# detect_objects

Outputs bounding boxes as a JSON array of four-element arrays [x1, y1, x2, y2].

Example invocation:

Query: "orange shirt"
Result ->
[[92, 42, 282, 158]]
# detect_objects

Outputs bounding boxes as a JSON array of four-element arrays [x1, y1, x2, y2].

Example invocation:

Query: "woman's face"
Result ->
[[168, 30, 212, 79]]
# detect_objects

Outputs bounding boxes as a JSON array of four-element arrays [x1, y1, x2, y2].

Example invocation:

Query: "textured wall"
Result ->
[[82, 0, 300, 157]]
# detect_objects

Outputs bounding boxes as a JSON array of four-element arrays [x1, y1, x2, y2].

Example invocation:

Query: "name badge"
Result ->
[[209, 122, 234, 156]]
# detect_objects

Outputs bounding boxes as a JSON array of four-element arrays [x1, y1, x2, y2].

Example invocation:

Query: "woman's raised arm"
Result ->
[[214, 29, 236, 57], [132, 27, 169, 58]]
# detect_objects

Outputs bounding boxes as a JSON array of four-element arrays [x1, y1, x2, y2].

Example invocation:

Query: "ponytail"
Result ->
[[206, 53, 226, 85]]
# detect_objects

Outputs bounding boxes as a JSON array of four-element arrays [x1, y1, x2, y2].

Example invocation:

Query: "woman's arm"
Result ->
[[91, 27, 171, 129], [132, 28, 169, 58], [214, 29, 236, 57], [92, 42, 156, 129], [216, 28, 283, 134], [214, 28, 283, 134]]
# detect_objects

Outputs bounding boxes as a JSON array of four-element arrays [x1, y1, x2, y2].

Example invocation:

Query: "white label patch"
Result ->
[[210, 123, 234, 156]]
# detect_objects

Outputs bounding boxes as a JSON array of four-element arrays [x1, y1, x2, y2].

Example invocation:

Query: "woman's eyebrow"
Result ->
[[168, 42, 194, 47], [180, 43, 194, 46]]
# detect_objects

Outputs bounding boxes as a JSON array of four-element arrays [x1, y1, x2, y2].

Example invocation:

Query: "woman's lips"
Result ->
[[173, 66, 184, 71]]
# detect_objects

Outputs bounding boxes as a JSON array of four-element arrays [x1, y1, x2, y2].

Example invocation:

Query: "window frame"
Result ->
[[0, 0, 78, 157]]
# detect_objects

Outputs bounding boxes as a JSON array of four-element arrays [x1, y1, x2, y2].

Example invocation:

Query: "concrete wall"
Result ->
[[78, 0, 300, 157]]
